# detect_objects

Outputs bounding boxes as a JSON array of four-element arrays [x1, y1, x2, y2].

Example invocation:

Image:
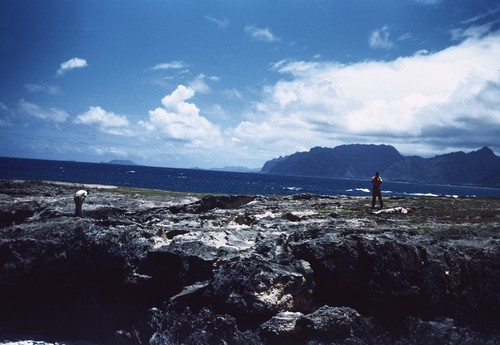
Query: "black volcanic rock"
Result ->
[[1, 180, 500, 344], [208, 256, 315, 320]]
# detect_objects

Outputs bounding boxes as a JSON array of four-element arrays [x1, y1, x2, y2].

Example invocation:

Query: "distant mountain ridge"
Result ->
[[261, 145, 500, 187]]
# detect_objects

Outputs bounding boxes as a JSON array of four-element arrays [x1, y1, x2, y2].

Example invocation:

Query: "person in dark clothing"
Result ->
[[371, 172, 383, 209]]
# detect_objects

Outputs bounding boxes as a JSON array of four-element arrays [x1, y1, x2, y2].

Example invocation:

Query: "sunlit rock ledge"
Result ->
[[0, 179, 499, 345]]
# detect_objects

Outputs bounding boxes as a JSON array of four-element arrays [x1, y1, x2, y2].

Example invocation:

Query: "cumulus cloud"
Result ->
[[17, 100, 68, 123], [139, 85, 222, 147], [245, 25, 280, 42], [75, 106, 132, 135], [231, 29, 500, 157], [369, 26, 394, 49], [56, 57, 88, 76]]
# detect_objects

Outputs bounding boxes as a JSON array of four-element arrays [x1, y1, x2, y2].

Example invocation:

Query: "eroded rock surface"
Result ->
[[0, 180, 499, 344]]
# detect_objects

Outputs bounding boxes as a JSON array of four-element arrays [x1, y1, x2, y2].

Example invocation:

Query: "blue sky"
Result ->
[[1, 0, 500, 169]]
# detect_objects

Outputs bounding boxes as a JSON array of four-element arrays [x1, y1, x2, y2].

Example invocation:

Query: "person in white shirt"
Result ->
[[74, 189, 88, 217]]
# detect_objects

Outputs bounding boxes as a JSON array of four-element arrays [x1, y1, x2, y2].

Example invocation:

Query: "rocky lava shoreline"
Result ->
[[0, 180, 499, 344]]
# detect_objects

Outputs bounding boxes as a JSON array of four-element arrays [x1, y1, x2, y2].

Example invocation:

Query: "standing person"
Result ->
[[371, 172, 383, 209]]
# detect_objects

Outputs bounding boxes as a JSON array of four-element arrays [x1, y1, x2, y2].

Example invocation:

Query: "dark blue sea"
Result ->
[[1, 157, 499, 198]]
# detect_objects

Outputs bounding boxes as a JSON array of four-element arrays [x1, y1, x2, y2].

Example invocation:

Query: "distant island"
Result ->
[[261, 144, 500, 188], [104, 160, 139, 166]]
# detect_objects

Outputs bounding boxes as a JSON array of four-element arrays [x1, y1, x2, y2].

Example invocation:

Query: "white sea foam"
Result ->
[[346, 188, 370, 193], [284, 186, 303, 191], [407, 192, 440, 197]]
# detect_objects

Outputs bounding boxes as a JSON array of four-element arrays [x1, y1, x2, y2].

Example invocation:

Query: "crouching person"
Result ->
[[74, 189, 88, 217]]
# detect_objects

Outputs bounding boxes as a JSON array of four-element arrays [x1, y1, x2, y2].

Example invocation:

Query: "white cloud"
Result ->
[[0, 102, 13, 127], [93, 146, 128, 157], [152, 61, 188, 70], [460, 6, 500, 25], [369, 26, 394, 49], [139, 85, 223, 147], [189, 74, 219, 94], [412, 0, 442, 4], [245, 25, 280, 43], [398, 32, 412, 41], [56, 57, 88, 76], [231, 29, 500, 157], [222, 88, 244, 100], [205, 15, 230, 29], [24, 83, 61, 95], [75, 106, 132, 135], [17, 100, 68, 123], [450, 22, 495, 41], [208, 104, 231, 120]]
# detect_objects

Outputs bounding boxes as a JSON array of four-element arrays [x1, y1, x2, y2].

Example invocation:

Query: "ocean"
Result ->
[[1, 156, 499, 198]]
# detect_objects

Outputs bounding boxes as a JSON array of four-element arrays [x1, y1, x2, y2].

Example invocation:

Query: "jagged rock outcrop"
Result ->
[[0, 180, 499, 344]]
